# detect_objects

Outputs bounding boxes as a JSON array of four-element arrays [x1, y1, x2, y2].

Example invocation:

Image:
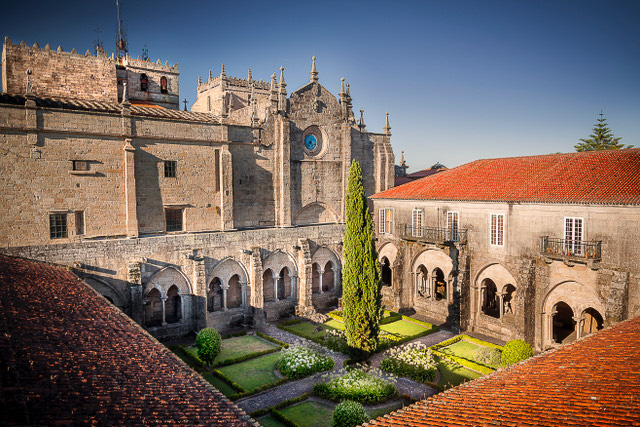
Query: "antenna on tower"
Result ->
[[141, 44, 149, 61], [115, 0, 128, 59]]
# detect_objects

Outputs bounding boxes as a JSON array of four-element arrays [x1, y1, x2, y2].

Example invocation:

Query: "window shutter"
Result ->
[[379, 209, 385, 233]]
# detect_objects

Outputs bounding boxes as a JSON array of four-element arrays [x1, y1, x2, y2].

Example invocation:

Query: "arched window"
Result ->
[[263, 269, 275, 302], [227, 274, 242, 309], [208, 278, 222, 312], [553, 302, 575, 344], [433, 268, 446, 301], [323, 261, 334, 292], [381, 257, 392, 287], [140, 73, 148, 92], [581, 308, 603, 337], [279, 267, 291, 299], [481, 279, 499, 318], [416, 265, 429, 298], [160, 76, 168, 93], [145, 288, 163, 327], [502, 284, 516, 315], [312, 263, 321, 294], [166, 285, 181, 323]]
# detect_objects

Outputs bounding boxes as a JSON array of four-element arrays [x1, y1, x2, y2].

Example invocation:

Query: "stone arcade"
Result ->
[[0, 37, 394, 338]]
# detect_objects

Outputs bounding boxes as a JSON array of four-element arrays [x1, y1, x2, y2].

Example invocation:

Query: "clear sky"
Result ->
[[1, 0, 638, 170]]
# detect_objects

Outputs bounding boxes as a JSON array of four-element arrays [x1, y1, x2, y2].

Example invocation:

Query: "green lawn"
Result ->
[[282, 321, 333, 340], [367, 401, 404, 420], [436, 357, 482, 389], [201, 372, 238, 397], [218, 352, 282, 391], [381, 319, 431, 337], [324, 319, 344, 330], [440, 339, 501, 368], [257, 416, 285, 427], [280, 400, 335, 427], [184, 334, 279, 364]]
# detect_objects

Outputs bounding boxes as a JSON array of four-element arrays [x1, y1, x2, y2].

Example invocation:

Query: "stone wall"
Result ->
[[2, 38, 117, 101]]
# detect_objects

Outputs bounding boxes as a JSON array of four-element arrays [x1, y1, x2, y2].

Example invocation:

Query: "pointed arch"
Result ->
[[83, 276, 126, 309], [293, 202, 339, 225], [145, 265, 193, 296], [207, 256, 250, 286]]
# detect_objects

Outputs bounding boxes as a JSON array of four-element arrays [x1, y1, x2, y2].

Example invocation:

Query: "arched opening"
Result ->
[[227, 274, 242, 309], [553, 302, 576, 344], [263, 269, 275, 302], [481, 279, 499, 318], [312, 263, 321, 294], [104, 295, 115, 304], [581, 308, 603, 337], [160, 76, 168, 93], [140, 73, 148, 91], [166, 285, 182, 324], [433, 268, 446, 301], [279, 267, 291, 300], [144, 288, 163, 327], [208, 277, 223, 312], [416, 265, 429, 298], [323, 261, 334, 292], [381, 257, 392, 287], [502, 284, 516, 315]]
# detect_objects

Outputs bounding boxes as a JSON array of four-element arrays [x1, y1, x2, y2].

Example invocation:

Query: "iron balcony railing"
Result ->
[[540, 236, 601, 260], [400, 224, 467, 244]]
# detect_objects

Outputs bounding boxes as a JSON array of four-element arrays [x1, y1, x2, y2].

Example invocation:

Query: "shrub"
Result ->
[[196, 328, 222, 365], [325, 328, 349, 353], [501, 339, 533, 366], [277, 346, 334, 379], [380, 342, 437, 383], [474, 347, 502, 366], [332, 400, 369, 427], [313, 368, 397, 403]]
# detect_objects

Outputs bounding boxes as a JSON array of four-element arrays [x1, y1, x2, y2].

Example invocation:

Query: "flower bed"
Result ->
[[313, 368, 397, 404], [277, 346, 334, 379], [380, 342, 438, 383]]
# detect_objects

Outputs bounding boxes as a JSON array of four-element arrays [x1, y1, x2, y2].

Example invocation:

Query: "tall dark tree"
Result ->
[[575, 111, 632, 152], [342, 161, 382, 358]]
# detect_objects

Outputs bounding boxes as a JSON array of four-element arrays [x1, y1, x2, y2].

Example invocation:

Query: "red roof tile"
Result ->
[[367, 316, 640, 426], [374, 149, 640, 205], [0, 256, 254, 426]]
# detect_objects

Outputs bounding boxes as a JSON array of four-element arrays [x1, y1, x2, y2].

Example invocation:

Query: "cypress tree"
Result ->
[[342, 160, 382, 358]]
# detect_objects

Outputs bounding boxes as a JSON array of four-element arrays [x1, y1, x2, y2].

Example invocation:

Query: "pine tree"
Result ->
[[342, 160, 382, 359], [575, 111, 632, 152]]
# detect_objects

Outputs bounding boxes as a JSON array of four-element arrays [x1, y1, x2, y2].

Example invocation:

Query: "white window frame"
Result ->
[[412, 209, 423, 237], [378, 208, 394, 234], [564, 217, 584, 255], [446, 211, 459, 241], [490, 213, 505, 246]]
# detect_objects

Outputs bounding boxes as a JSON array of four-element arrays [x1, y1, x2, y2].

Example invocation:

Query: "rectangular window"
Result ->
[[490, 213, 504, 246], [378, 208, 394, 234], [165, 208, 183, 232], [49, 213, 68, 239], [75, 211, 85, 236], [164, 160, 177, 178], [446, 211, 459, 241], [412, 209, 423, 237], [72, 160, 89, 171], [564, 217, 583, 255]]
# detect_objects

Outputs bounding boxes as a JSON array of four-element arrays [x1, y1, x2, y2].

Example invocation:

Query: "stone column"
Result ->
[[219, 145, 234, 230], [272, 271, 279, 301], [161, 296, 168, 326], [574, 315, 582, 340], [549, 310, 557, 345], [241, 282, 247, 308], [291, 273, 298, 300], [318, 266, 324, 295], [221, 282, 228, 311], [123, 139, 138, 237], [498, 292, 505, 319]]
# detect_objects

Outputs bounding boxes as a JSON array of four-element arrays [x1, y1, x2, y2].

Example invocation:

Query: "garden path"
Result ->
[[235, 324, 453, 414]]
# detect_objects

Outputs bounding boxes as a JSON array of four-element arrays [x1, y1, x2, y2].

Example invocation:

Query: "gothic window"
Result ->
[[166, 285, 182, 323], [311, 263, 321, 294], [208, 278, 222, 312], [446, 211, 459, 241], [49, 213, 68, 239], [564, 217, 584, 255], [381, 257, 392, 287], [481, 279, 500, 318], [165, 208, 183, 232], [416, 265, 429, 297], [581, 308, 603, 337], [164, 160, 177, 178], [227, 275, 242, 309], [263, 269, 275, 302], [412, 209, 423, 237], [552, 302, 575, 344], [160, 76, 168, 94], [278, 267, 291, 299], [323, 261, 334, 292], [144, 288, 163, 327], [140, 73, 149, 92], [503, 284, 516, 315], [433, 268, 446, 301], [490, 213, 504, 246]]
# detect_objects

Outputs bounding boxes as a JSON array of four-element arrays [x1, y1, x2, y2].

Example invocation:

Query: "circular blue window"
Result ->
[[304, 134, 317, 151]]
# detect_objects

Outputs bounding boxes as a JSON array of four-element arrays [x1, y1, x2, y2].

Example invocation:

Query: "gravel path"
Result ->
[[236, 323, 454, 413]]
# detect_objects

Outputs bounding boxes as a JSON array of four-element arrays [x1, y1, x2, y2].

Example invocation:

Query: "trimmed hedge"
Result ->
[[257, 331, 290, 348], [249, 393, 310, 417], [221, 330, 248, 339], [271, 409, 301, 427], [430, 349, 494, 375], [380, 311, 403, 325], [501, 339, 533, 366], [196, 328, 222, 365], [332, 400, 369, 427], [211, 347, 281, 368], [228, 377, 291, 400], [211, 369, 246, 393], [172, 345, 204, 369], [401, 316, 438, 329]]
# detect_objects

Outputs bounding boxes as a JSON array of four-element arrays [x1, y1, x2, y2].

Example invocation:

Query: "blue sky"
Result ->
[[1, 0, 638, 170]]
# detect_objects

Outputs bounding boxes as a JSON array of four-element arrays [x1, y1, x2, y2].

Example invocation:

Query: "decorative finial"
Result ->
[[279, 66, 286, 88], [122, 80, 130, 105], [208, 69, 212, 81], [400, 150, 406, 166], [339, 77, 346, 96], [358, 109, 366, 130], [198, 75, 202, 86], [310, 55, 318, 83], [221, 63, 226, 78], [183, 98, 188, 111], [384, 111, 391, 134], [25, 69, 33, 94], [248, 68, 253, 83], [270, 72, 277, 92]]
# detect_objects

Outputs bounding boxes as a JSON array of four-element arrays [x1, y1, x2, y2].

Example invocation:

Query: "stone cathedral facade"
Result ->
[[0, 37, 394, 338]]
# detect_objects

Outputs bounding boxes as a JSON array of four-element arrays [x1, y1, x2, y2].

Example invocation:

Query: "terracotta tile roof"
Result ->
[[367, 316, 640, 426], [394, 176, 414, 186], [0, 256, 254, 426], [0, 92, 220, 123], [374, 149, 640, 205]]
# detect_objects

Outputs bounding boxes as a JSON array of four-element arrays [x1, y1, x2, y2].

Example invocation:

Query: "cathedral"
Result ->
[[0, 36, 394, 338]]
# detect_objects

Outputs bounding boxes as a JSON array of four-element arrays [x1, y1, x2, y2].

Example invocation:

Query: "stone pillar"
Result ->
[[498, 293, 505, 319], [219, 145, 234, 230], [128, 261, 144, 325], [161, 296, 167, 326], [241, 282, 247, 307], [549, 310, 557, 345], [291, 273, 298, 300], [123, 139, 138, 237], [221, 282, 228, 311], [318, 267, 324, 295], [272, 271, 279, 301], [574, 315, 581, 340]]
